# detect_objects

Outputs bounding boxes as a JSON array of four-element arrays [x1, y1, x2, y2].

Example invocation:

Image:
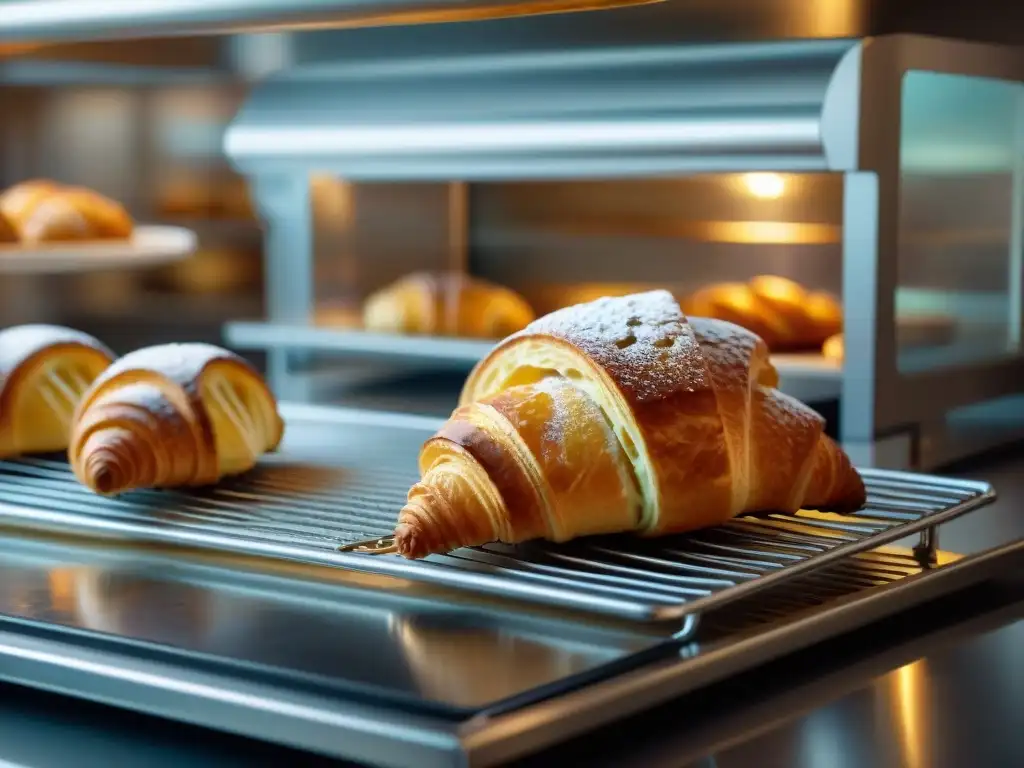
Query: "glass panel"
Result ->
[[897, 71, 1022, 372]]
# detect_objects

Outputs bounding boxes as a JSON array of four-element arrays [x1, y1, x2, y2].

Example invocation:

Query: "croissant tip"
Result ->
[[91, 466, 117, 495], [82, 453, 127, 496], [394, 522, 427, 560]]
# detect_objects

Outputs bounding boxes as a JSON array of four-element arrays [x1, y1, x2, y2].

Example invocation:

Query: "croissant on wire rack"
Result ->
[[362, 271, 536, 339], [0, 179, 134, 243], [68, 343, 284, 495], [683, 276, 842, 352], [395, 290, 866, 559], [0, 325, 115, 458]]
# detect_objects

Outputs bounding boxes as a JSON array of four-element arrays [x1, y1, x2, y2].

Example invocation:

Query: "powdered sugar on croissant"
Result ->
[[69, 343, 283, 495], [0, 325, 115, 458], [396, 291, 865, 559]]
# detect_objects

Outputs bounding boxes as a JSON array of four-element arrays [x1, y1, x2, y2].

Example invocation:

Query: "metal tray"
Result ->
[[0, 528, 1017, 768], [0, 406, 995, 635]]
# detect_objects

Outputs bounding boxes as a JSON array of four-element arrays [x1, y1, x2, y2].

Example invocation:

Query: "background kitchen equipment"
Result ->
[[3, 13, 1024, 471], [219, 32, 1024, 473], [0, 4, 1022, 766]]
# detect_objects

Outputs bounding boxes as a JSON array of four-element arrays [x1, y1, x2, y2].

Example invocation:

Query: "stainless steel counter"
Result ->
[[0, 441, 1019, 767]]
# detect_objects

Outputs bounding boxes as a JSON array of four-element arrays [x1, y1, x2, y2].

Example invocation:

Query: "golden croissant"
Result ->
[[684, 275, 842, 352], [396, 290, 866, 559], [68, 343, 283, 495], [0, 325, 115, 458], [0, 179, 133, 243], [363, 271, 536, 339]]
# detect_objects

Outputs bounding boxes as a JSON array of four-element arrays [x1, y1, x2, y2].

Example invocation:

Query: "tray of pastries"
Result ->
[[0, 179, 196, 273], [0, 293, 995, 627]]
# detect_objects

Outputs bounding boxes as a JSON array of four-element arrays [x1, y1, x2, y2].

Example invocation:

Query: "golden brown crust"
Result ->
[[69, 343, 283, 494], [0, 325, 114, 384], [821, 333, 844, 361], [505, 290, 711, 404], [363, 271, 536, 339], [685, 276, 842, 352], [0, 325, 115, 456], [0, 211, 17, 243], [0, 180, 59, 223], [432, 411, 550, 541], [397, 291, 866, 558], [0, 180, 133, 243]]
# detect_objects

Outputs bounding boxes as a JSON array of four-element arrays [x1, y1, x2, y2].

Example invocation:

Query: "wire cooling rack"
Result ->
[[0, 440, 994, 631]]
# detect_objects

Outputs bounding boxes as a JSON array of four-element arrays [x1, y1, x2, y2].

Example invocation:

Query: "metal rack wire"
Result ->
[[0, 454, 994, 632]]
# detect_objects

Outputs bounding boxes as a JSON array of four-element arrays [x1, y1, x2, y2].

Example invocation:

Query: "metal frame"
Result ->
[[221, 33, 1024, 471], [844, 35, 1024, 469]]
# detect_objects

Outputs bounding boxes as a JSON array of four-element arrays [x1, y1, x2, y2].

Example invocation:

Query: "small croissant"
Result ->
[[68, 343, 284, 495], [0, 325, 115, 458]]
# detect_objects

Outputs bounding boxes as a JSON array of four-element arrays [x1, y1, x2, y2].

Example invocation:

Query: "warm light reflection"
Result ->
[[703, 220, 837, 245], [805, 0, 860, 37], [742, 172, 786, 200], [47, 567, 78, 614], [889, 660, 932, 768]]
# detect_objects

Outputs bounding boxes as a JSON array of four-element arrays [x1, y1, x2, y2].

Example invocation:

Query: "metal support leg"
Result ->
[[913, 526, 939, 568], [252, 173, 314, 401]]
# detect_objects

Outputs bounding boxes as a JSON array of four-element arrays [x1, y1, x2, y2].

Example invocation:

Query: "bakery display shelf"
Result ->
[[224, 321, 843, 387], [0, 405, 994, 635], [0, 225, 197, 274], [225, 321, 498, 367]]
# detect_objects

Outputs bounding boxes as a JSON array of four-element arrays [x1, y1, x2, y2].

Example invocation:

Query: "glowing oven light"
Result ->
[[742, 172, 786, 200]]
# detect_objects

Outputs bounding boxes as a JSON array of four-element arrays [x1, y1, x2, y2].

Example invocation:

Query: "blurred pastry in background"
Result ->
[[158, 247, 259, 295], [0, 211, 16, 243], [684, 275, 842, 352], [821, 314, 956, 364], [0, 179, 133, 243], [157, 176, 214, 218], [363, 271, 536, 340], [822, 332, 844, 361], [314, 303, 363, 330]]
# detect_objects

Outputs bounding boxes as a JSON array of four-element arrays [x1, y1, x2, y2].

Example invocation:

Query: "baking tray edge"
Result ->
[[0, 538, 1018, 768], [461, 537, 1023, 765]]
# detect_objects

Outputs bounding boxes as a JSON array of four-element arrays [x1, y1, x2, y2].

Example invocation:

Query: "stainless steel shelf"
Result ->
[[0, 0, 635, 44], [0, 405, 994, 631], [226, 321, 497, 366], [224, 321, 843, 400]]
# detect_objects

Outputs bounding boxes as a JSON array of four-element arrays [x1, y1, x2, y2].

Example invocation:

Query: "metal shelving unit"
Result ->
[[219, 31, 1024, 472]]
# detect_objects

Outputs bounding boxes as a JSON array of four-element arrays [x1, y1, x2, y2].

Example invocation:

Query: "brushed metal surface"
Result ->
[[0, 0, 648, 43], [0, 534, 1015, 768], [225, 39, 860, 180]]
